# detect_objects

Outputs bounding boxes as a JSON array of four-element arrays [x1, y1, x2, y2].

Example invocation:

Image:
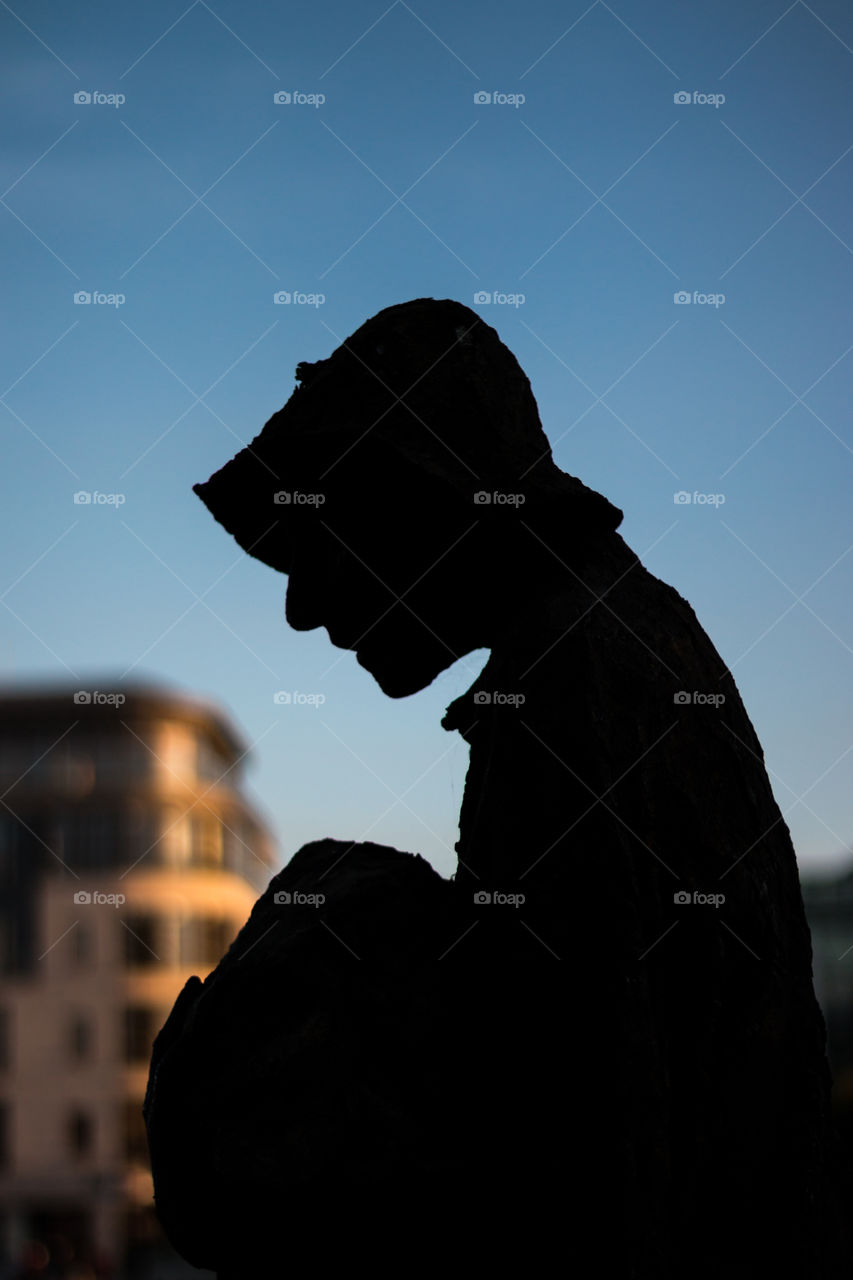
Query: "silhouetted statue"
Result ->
[[145, 299, 852, 1278]]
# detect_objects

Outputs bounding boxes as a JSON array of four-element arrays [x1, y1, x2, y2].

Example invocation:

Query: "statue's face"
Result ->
[[282, 490, 481, 698], [195, 302, 618, 695]]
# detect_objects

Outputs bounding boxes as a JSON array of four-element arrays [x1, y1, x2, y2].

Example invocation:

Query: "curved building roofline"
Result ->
[[0, 677, 249, 762]]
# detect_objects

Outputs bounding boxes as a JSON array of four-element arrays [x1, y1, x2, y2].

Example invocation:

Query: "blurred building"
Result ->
[[802, 862, 853, 1132], [0, 681, 277, 1279]]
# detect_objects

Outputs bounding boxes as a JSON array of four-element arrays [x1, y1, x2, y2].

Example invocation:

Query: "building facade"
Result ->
[[0, 682, 277, 1278]]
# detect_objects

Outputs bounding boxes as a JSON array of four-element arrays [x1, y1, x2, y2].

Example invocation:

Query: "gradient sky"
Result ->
[[2, 0, 852, 879]]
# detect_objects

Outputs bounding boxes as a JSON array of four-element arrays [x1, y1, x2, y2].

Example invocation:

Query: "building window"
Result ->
[[123, 1099, 149, 1163], [158, 722, 196, 780], [0, 918, 22, 976], [73, 922, 93, 966], [0, 734, 53, 785], [123, 1008, 161, 1065], [160, 809, 192, 866], [191, 816, 222, 868], [180, 917, 232, 967], [124, 805, 159, 869], [197, 736, 230, 783], [223, 817, 270, 891], [68, 1109, 93, 1159], [0, 1101, 9, 1170], [94, 732, 149, 781], [0, 815, 20, 879], [123, 916, 160, 967], [223, 816, 250, 873], [204, 918, 232, 965], [60, 810, 120, 870], [69, 1015, 92, 1063]]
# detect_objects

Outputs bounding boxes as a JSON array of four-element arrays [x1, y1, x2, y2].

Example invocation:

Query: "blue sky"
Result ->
[[2, 0, 853, 879]]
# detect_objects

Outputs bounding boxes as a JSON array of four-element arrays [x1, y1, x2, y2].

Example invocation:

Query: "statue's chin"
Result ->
[[355, 650, 432, 699], [354, 638, 454, 699]]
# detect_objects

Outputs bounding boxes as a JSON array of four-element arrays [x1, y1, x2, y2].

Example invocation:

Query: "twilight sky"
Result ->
[[2, 0, 853, 878]]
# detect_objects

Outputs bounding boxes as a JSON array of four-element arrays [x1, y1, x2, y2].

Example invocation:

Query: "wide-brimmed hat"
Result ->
[[194, 298, 622, 573]]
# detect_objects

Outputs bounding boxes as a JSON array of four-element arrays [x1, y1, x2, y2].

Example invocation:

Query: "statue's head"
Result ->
[[194, 298, 622, 697]]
